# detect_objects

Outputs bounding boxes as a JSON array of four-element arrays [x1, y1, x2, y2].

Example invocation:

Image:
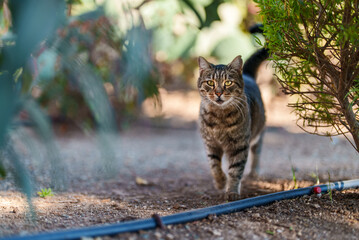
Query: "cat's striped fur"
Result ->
[[198, 48, 268, 201]]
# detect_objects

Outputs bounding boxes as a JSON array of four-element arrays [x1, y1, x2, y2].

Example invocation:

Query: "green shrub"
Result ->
[[255, 0, 359, 152]]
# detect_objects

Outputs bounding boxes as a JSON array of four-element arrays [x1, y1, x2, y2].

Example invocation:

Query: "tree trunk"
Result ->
[[341, 97, 359, 152]]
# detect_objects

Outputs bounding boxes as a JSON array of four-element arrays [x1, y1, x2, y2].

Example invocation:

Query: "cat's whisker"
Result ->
[[233, 97, 248, 111], [232, 98, 245, 110], [230, 100, 244, 119], [233, 96, 246, 103]]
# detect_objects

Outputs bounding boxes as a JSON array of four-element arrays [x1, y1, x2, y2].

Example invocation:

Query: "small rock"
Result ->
[[173, 203, 181, 209], [80, 237, 94, 240], [154, 231, 162, 239], [253, 213, 260, 218], [165, 233, 175, 240], [313, 204, 320, 209], [211, 229, 221, 236], [135, 177, 149, 186], [207, 214, 217, 221]]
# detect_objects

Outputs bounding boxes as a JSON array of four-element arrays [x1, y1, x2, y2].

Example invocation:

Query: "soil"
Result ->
[[1, 91, 359, 239]]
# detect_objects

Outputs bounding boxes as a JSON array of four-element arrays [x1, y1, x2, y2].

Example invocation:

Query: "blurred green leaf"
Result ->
[[66, 0, 82, 5], [23, 98, 67, 189], [0, 0, 65, 203], [181, 0, 204, 28], [6, 140, 34, 210], [181, 0, 224, 29], [0, 154, 6, 179], [203, 0, 224, 28]]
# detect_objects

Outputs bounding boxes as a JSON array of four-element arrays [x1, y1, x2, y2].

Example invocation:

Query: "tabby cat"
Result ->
[[197, 48, 268, 201]]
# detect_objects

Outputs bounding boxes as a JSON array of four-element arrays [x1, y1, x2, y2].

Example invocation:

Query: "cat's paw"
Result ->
[[225, 192, 240, 201]]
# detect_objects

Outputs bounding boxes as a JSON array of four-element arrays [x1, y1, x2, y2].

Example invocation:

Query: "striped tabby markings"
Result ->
[[225, 118, 241, 128], [207, 154, 221, 161], [226, 145, 249, 198], [202, 109, 220, 119], [201, 117, 216, 128], [225, 110, 237, 118], [207, 153, 226, 190], [228, 161, 246, 170], [228, 145, 249, 158]]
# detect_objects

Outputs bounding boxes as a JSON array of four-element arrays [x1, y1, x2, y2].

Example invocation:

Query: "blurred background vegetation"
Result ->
[[7, 0, 263, 130], [0, 0, 264, 197]]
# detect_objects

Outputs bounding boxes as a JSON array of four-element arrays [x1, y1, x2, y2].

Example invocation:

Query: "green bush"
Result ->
[[255, 0, 359, 152]]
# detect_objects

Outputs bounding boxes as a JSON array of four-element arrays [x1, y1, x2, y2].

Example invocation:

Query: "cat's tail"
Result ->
[[242, 24, 269, 80]]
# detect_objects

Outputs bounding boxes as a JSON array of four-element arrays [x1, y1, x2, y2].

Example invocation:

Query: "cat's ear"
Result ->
[[228, 55, 243, 74], [198, 56, 212, 74]]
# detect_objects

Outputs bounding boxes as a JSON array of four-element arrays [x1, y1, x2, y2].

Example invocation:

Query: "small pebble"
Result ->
[[211, 229, 221, 236], [165, 233, 175, 240], [154, 231, 162, 239], [253, 213, 260, 218], [313, 204, 320, 209], [207, 214, 217, 221]]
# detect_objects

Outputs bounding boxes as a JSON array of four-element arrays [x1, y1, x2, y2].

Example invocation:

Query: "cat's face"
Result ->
[[197, 56, 244, 107]]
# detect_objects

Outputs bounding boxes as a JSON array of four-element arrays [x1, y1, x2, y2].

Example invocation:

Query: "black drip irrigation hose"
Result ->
[[4, 179, 359, 240]]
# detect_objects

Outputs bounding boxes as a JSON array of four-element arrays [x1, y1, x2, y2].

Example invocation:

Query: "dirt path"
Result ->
[[1, 92, 359, 239]]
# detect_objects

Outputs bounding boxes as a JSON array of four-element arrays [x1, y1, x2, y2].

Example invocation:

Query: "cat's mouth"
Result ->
[[215, 98, 224, 104]]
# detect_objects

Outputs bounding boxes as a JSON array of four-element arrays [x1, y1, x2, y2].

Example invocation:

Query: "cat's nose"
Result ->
[[215, 92, 222, 97]]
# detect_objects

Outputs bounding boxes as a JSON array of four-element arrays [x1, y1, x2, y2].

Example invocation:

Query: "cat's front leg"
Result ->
[[206, 146, 226, 190], [225, 144, 249, 201]]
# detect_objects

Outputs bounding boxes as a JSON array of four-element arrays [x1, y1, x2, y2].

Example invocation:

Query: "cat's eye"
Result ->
[[207, 80, 215, 86], [224, 81, 232, 86]]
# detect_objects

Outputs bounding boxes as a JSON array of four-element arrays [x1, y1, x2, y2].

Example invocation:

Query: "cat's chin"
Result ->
[[216, 99, 224, 104], [211, 99, 230, 107]]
